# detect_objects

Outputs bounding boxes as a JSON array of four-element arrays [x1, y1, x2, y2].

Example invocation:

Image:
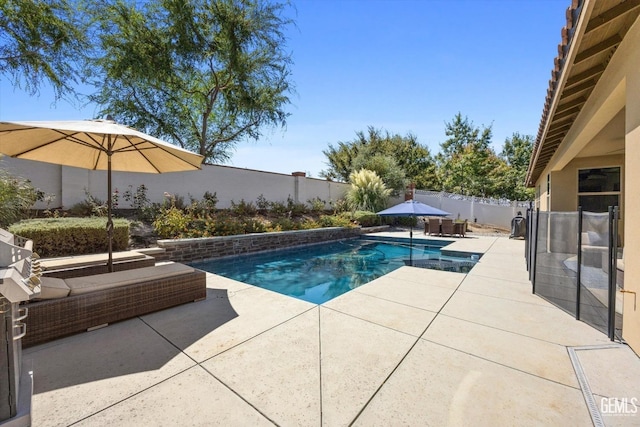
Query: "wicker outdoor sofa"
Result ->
[[22, 263, 207, 348]]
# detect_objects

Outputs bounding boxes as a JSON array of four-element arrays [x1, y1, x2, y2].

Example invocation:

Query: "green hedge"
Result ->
[[353, 211, 379, 227], [9, 217, 130, 257]]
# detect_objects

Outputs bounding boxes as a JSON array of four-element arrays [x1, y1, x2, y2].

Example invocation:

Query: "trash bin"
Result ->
[[510, 212, 526, 239]]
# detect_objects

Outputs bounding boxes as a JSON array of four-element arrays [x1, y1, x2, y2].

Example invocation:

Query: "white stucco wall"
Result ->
[[0, 156, 350, 210]]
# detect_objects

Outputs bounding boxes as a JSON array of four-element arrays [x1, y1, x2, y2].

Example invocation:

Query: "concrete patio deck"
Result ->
[[23, 233, 640, 426]]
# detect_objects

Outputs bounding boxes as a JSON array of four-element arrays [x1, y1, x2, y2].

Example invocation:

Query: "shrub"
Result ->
[[230, 199, 257, 216], [153, 206, 190, 239], [122, 184, 151, 220], [299, 219, 320, 230], [346, 169, 391, 212], [307, 197, 326, 213], [287, 195, 307, 216], [0, 170, 43, 228], [256, 194, 269, 214], [9, 217, 129, 257], [202, 191, 218, 211], [331, 198, 350, 214], [269, 200, 288, 215], [68, 189, 108, 217], [267, 217, 296, 231], [318, 214, 354, 228], [353, 210, 379, 227]]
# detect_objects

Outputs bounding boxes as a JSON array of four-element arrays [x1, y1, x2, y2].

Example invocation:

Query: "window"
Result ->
[[577, 167, 620, 212]]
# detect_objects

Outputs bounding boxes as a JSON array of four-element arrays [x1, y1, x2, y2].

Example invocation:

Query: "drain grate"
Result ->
[[568, 344, 624, 427]]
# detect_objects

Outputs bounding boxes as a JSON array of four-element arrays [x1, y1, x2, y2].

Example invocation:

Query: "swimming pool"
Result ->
[[191, 238, 477, 304]]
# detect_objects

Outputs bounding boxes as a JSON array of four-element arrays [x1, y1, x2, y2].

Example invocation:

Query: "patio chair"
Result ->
[[425, 218, 441, 236], [440, 218, 454, 236], [454, 219, 468, 237]]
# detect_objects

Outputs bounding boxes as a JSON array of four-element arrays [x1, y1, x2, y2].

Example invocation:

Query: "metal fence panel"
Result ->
[[527, 209, 622, 339], [533, 212, 579, 315]]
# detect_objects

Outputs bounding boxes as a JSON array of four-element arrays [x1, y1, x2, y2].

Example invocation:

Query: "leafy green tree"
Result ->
[[321, 140, 361, 182], [498, 132, 535, 200], [87, 0, 294, 162], [0, 0, 88, 98], [436, 113, 504, 197], [322, 126, 438, 190], [351, 147, 406, 196], [439, 112, 493, 157], [346, 169, 391, 212]]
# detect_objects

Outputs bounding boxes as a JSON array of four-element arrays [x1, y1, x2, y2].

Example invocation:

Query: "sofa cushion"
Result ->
[[65, 263, 195, 296], [39, 277, 71, 299]]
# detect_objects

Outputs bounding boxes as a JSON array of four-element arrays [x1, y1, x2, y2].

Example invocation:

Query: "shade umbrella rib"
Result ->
[[119, 136, 163, 174]]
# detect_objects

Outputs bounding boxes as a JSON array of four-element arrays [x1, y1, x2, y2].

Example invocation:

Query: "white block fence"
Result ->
[[1, 157, 529, 229]]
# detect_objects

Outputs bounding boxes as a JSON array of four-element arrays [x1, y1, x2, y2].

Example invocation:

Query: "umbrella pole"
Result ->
[[107, 141, 114, 273], [410, 223, 413, 266]]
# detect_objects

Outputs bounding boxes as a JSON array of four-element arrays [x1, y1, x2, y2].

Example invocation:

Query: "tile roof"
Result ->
[[526, 0, 640, 187]]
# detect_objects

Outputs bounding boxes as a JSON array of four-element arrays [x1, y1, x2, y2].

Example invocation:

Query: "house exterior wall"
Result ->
[[623, 28, 640, 352], [534, 15, 640, 353]]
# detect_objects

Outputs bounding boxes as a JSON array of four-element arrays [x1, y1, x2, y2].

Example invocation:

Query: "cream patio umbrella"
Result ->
[[0, 118, 204, 271]]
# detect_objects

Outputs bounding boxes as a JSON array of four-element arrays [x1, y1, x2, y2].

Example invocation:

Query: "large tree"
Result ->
[[0, 0, 88, 98], [321, 126, 438, 190], [436, 113, 505, 197], [87, 0, 294, 162], [351, 147, 407, 196], [498, 132, 535, 201]]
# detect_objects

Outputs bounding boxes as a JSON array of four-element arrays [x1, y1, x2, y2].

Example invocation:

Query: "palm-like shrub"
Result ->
[[346, 169, 391, 212]]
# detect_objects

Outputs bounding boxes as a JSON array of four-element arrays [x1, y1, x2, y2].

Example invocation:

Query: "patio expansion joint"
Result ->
[[454, 287, 556, 308], [419, 337, 583, 391], [346, 328, 427, 427], [433, 311, 593, 349], [132, 307, 319, 425], [198, 305, 319, 364], [66, 364, 201, 427], [198, 363, 280, 426], [351, 288, 441, 312], [319, 304, 431, 339], [466, 270, 532, 285], [347, 269, 470, 425]]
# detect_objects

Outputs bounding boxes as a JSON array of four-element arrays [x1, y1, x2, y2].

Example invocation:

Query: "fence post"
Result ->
[[532, 208, 540, 294], [607, 206, 619, 341], [576, 207, 583, 320], [291, 172, 306, 204]]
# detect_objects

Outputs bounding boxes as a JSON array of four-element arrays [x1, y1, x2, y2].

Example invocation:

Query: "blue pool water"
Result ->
[[191, 238, 476, 304]]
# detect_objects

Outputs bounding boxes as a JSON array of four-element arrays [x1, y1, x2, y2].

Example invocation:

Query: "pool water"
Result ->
[[191, 239, 476, 304]]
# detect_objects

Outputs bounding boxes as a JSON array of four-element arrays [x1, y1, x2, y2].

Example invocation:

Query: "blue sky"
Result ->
[[0, 0, 569, 178]]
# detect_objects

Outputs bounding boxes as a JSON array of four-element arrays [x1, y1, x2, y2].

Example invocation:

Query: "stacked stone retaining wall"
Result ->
[[156, 227, 363, 263]]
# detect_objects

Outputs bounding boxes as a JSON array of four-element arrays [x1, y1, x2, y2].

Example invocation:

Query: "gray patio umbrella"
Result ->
[[376, 199, 450, 265], [0, 118, 204, 271]]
